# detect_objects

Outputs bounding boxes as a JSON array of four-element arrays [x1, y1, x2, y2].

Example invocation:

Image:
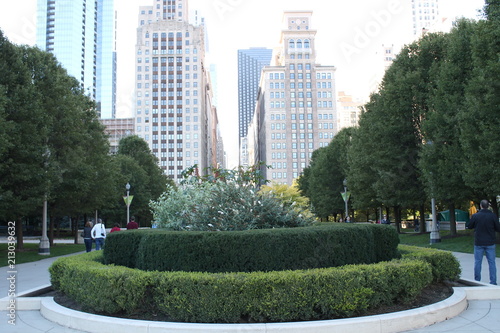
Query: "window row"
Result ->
[[271, 143, 287, 150], [137, 48, 198, 55], [144, 32, 190, 38], [288, 39, 311, 49], [289, 63, 311, 70], [137, 81, 198, 89], [271, 162, 287, 169], [271, 172, 287, 180], [136, 65, 198, 71], [271, 152, 287, 159], [291, 142, 314, 150], [137, 99, 198, 106], [137, 90, 197, 97]]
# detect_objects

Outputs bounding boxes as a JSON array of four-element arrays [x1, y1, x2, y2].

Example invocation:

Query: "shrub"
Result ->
[[150, 181, 315, 231], [49, 252, 155, 314], [399, 244, 461, 282], [104, 224, 401, 272], [50, 251, 434, 323]]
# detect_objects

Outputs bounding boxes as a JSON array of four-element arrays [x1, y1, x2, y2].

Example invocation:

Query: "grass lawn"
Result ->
[[399, 228, 500, 257], [0, 242, 85, 267]]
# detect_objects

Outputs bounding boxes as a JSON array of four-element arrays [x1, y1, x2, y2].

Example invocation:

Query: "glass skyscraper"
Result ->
[[36, 0, 117, 118], [237, 48, 272, 143]]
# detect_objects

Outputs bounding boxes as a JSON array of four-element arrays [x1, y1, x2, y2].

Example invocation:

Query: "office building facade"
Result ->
[[411, 0, 440, 37], [133, 0, 221, 180], [36, 0, 117, 118], [237, 48, 272, 166], [249, 11, 337, 185]]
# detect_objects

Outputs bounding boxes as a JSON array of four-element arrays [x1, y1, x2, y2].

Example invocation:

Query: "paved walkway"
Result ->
[[1, 241, 500, 332]]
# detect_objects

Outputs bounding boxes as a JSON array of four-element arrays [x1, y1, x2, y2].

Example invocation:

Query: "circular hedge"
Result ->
[[103, 224, 401, 272], [49, 222, 461, 323]]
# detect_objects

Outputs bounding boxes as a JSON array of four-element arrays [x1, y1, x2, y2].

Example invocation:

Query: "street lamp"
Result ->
[[343, 179, 349, 220], [426, 152, 441, 244], [39, 198, 50, 255], [430, 198, 441, 244], [39, 147, 50, 255], [126, 183, 131, 225]]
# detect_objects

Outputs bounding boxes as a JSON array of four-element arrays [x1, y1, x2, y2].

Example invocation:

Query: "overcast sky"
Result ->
[[0, 0, 485, 167]]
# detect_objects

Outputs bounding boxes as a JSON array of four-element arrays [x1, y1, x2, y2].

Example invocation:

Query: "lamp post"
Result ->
[[39, 147, 50, 255], [343, 179, 349, 219], [38, 198, 50, 255], [126, 183, 131, 225], [430, 198, 441, 244]]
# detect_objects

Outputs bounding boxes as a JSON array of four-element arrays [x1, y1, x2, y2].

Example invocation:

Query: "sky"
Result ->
[[0, 0, 486, 168]]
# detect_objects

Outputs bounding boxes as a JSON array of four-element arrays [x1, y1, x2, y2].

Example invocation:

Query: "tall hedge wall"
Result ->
[[103, 224, 400, 272]]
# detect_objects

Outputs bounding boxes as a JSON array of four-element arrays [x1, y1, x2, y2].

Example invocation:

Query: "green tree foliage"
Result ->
[[459, 7, 500, 212], [298, 128, 353, 220], [259, 180, 311, 212], [106, 135, 173, 226], [418, 20, 477, 234], [347, 106, 381, 211], [0, 31, 116, 246]]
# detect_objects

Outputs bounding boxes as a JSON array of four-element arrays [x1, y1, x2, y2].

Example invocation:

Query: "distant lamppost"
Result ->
[[430, 197, 441, 244], [39, 147, 50, 255], [343, 179, 349, 219], [39, 199, 50, 255], [427, 147, 441, 244], [126, 183, 131, 224]]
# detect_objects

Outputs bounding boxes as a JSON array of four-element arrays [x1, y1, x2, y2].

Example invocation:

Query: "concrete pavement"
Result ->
[[1, 242, 500, 333]]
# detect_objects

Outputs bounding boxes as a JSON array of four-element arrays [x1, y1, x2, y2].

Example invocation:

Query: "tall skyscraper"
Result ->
[[237, 48, 272, 166], [248, 11, 337, 185], [411, 0, 440, 37], [133, 0, 221, 180], [36, 0, 117, 119]]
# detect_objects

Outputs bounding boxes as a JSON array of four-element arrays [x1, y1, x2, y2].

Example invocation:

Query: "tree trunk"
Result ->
[[72, 216, 77, 244], [15, 216, 24, 250], [394, 206, 401, 233], [449, 202, 457, 237], [49, 213, 55, 247], [419, 204, 426, 233]]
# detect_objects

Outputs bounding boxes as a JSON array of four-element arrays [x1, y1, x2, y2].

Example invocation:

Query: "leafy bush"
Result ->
[[399, 244, 461, 282], [150, 181, 314, 231]]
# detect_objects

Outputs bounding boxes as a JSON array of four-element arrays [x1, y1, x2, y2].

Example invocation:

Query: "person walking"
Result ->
[[126, 216, 139, 230], [91, 218, 106, 250], [381, 215, 390, 224], [82, 221, 93, 252], [467, 199, 500, 285]]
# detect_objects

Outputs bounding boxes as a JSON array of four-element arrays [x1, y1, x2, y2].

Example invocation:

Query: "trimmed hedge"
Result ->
[[103, 224, 401, 272], [399, 244, 462, 282], [49, 245, 460, 323]]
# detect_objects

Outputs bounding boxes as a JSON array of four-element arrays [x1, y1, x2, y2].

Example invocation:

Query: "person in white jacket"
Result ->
[[91, 218, 106, 250]]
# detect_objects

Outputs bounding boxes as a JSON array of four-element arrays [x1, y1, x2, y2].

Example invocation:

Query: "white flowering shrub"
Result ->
[[150, 165, 315, 231]]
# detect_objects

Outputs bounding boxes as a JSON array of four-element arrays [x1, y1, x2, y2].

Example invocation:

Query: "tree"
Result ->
[[348, 105, 382, 214], [0, 33, 50, 248], [419, 20, 478, 235], [298, 128, 353, 220], [259, 180, 311, 214], [110, 135, 173, 225], [0, 31, 116, 247], [459, 2, 500, 216]]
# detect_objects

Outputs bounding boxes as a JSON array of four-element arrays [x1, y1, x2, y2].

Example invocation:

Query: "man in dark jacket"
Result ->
[[467, 200, 500, 285]]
